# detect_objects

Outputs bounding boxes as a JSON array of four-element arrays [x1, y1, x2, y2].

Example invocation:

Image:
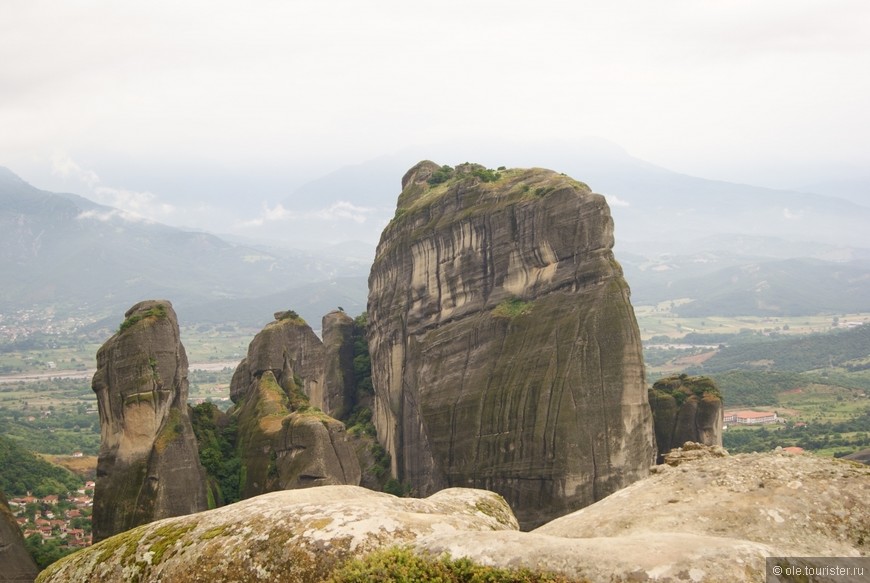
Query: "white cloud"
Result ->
[[238, 201, 373, 229], [76, 208, 150, 223], [606, 194, 630, 208], [783, 208, 803, 220], [50, 153, 100, 188], [48, 153, 175, 222], [312, 202, 373, 224], [93, 186, 174, 218]]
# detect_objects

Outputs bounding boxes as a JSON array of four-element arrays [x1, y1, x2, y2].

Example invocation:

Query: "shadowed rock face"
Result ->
[[320, 310, 357, 420], [91, 300, 208, 542], [649, 374, 723, 462], [229, 313, 360, 498], [1, 490, 38, 583], [367, 161, 656, 529]]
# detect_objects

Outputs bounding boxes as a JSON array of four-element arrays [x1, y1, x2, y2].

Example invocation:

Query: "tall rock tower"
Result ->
[[649, 374, 724, 462], [228, 310, 360, 499], [91, 300, 208, 541], [367, 162, 656, 529]]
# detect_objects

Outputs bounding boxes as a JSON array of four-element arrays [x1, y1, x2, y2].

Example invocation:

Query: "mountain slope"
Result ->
[[622, 255, 870, 315], [0, 167, 366, 323]]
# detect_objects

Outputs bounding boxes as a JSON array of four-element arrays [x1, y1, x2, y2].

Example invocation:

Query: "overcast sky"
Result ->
[[2, 0, 868, 237]]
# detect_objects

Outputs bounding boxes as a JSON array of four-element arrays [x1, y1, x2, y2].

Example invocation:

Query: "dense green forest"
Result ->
[[190, 401, 242, 506], [0, 435, 83, 496], [688, 324, 870, 374], [0, 412, 100, 456], [714, 371, 814, 407]]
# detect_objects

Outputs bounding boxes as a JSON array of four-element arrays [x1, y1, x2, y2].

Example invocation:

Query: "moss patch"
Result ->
[[93, 526, 144, 564], [492, 298, 533, 319], [199, 525, 231, 541], [147, 522, 197, 564], [119, 304, 168, 333], [154, 408, 183, 453], [325, 547, 586, 582]]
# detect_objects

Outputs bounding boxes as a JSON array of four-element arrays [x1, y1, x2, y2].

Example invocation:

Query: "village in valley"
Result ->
[[7, 478, 94, 549]]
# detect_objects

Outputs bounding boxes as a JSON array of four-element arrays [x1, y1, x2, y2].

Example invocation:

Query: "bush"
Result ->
[[492, 298, 532, 319], [382, 478, 411, 497], [427, 165, 455, 185], [471, 167, 501, 183], [326, 547, 582, 582], [119, 304, 168, 332]]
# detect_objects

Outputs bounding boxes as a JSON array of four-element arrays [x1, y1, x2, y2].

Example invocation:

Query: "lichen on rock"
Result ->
[[37, 486, 519, 583]]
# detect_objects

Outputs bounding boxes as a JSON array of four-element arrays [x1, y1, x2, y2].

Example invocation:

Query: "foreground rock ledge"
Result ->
[[39, 451, 869, 583], [37, 486, 518, 583]]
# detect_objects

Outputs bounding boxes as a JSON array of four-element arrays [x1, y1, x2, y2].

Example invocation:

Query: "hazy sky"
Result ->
[[2, 0, 868, 237]]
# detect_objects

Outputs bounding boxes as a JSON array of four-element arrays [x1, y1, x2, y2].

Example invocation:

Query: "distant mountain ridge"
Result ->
[[0, 167, 367, 325], [279, 138, 870, 248], [3, 146, 869, 326]]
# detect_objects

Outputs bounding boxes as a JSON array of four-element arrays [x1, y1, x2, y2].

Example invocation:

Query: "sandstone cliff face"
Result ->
[[368, 161, 656, 529], [91, 300, 208, 542], [649, 374, 723, 461], [39, 451, 870, 583], [229, 312, 360, 498], [1, 490, 38, 583]]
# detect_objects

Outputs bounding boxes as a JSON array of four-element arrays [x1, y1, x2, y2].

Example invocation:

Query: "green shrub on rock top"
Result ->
[[427, 165, 455, 185], [651, 373, 722, 407], [326, 547, 585, 583], [471, 167, 501, 183], [119, 304, 168, 332]]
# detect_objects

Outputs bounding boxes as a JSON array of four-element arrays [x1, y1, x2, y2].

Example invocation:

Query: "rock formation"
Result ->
[[39, 451, 870, 583], [37, 486, 517, 583], [648, 374, 723, 462], [229, 311, 360, 498], [844, 447, 870, 465], [1, 490, 38, 583], [367, 161, 656, 528], [91, 300, 208, 542], [320, 310, 357, 420]]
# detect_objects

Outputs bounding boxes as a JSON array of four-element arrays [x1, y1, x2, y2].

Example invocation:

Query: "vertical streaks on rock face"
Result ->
[[321, 310, 357, 419], [368, 162, 657, 529], [91, 300, 208, 542]]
